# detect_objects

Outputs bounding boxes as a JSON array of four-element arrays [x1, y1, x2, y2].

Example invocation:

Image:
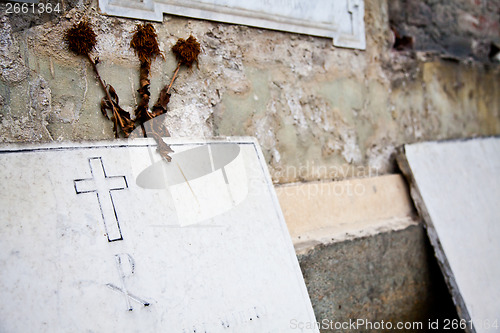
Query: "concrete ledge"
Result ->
[[276, 174, 418, 253]]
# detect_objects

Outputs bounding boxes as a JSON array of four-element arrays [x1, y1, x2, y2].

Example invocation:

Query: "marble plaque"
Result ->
[[0, 137, 319, 332], [398, 137, 500, 333], [98, 0, 366, 49]]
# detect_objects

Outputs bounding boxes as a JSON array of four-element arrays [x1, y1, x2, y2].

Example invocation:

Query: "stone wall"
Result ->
[[1, 0, 499, 184], [389, 0, 500, 60]]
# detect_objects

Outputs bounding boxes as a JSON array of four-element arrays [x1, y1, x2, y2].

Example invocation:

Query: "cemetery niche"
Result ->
[[0, 137, 319, 332]]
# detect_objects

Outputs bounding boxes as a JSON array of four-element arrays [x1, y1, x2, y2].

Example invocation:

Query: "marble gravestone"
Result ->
[[0, 137, 319, 332], [98, 0, 366, 50], [398, 137, 500, 333]]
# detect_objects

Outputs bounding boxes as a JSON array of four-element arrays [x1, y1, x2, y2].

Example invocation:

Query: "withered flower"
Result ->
[[65, 20, 135, 138], [171, 35, 201, 68], [130, 23, 162, 64], [131, 23, 163, 125], [153, 35, 201, 116], [64, 21, 97, 56], [130, 23, 173, 160]]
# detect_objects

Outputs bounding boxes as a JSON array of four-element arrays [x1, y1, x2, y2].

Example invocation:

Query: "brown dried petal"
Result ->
[[152, 90, 170, 117], [111, 105, 135, 138], [119, 111, 136, 137], [150, 132, 173, 162], [171, 35, 201, 68], [157, 141, 174, 162], [108, 85, 119, 104], [100, 97, 110, 119], [65, 21, 97, 56], [143, 118, 173, 161], [101, 91, 135, 137], [130, 23, 162, 63]]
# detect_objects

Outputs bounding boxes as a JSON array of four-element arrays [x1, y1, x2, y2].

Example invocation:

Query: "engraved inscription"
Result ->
[[107, 253, 150, 311], [181, 305, 267, 332], [74, 157, 128, 242]]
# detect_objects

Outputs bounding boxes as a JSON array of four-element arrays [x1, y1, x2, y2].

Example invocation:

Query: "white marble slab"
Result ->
[[0, 137, 319, 332], [400, 137, 500, 333], [98, 0, 366, 49]]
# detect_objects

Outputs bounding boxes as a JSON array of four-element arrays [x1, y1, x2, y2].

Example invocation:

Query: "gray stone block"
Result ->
[[299, 225, 460, 332]]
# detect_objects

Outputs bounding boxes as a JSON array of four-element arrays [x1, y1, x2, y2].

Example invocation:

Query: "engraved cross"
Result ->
[[74, 157, 128, 242]]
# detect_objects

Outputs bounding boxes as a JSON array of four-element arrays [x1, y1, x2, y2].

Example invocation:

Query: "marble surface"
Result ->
[[401, 137, 500, 333], [98, 0, 366, 49], [0, 137, 318, 332]]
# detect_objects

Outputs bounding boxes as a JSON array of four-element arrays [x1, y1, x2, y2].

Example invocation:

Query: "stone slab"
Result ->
[[398, 137, 500, 333], [276, 174, 417, 253], [0, 137, 318, 332], [98, 0, 366, 49]]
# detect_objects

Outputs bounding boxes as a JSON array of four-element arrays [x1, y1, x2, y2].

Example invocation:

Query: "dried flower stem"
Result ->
[[151, 62, 179, 116], [86, 54, 126, 131], [138, 64, 152, 111], [135, 61, 154, 125], [167, 62, 181, 94], [137, 61, 152, 138], [131, 23, 162, 124]]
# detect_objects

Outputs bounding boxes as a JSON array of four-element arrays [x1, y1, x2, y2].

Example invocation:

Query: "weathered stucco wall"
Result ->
[[1, 0, 499, 184]]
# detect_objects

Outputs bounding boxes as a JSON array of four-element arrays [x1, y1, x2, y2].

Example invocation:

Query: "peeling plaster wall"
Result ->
[[0, 0, 499, 184]]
